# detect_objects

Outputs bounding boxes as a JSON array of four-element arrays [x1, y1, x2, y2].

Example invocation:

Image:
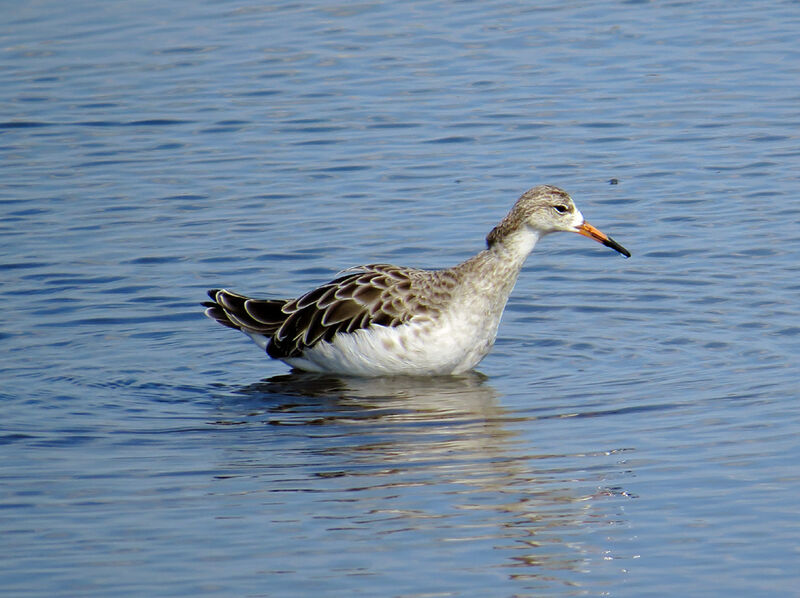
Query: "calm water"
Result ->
[[2, 1, 800, 596]]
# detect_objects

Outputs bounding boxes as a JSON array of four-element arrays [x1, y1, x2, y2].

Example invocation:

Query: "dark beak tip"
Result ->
[[603, 237, 631, 258]]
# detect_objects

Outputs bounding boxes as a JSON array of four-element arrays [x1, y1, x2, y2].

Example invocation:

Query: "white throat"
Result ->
[[496, 225, 542, 266]]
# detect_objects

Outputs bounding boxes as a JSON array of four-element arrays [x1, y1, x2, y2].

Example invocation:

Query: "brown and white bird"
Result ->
[[204, 185, 630, 376]]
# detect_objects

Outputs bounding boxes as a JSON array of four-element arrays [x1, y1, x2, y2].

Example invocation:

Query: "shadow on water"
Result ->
[[206, 371, 633, 590]]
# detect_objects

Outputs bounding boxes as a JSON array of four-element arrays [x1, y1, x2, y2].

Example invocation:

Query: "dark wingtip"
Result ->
[[207, 288, 221, 300]]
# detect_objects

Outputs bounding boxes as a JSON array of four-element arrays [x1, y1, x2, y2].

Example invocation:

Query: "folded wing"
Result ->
[[204, 264, 447, 359]]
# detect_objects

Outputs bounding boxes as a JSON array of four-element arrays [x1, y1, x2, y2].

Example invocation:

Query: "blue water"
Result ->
[[3, 1, 800, 596]]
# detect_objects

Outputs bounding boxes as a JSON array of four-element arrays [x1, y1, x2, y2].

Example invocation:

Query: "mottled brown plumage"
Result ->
[[204, 264, 458, 359]]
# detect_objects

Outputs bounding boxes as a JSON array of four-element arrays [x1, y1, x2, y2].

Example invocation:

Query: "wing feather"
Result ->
[[244, 298, 287, 325], [204, 289, 288, 334], [321, 298, 363, 326]]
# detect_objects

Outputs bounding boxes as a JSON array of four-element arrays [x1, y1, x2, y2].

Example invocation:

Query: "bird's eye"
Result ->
[[553, 204, 569, 214]]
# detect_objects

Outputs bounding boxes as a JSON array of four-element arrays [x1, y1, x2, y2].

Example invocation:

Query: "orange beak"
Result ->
[[577, 222, 631, 258]]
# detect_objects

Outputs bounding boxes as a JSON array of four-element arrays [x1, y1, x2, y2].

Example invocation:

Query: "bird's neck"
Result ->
[[492, 225, 542, 264], [454, 226, 542, 296]]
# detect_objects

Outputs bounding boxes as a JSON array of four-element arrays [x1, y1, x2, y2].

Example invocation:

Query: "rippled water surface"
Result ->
[[3, 1, 800, 596]]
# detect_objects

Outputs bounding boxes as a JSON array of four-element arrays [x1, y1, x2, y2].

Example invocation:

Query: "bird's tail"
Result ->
[[203, 289, 288, 335]]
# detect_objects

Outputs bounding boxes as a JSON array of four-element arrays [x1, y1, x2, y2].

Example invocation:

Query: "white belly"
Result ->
[[282, 308, 501, 377]]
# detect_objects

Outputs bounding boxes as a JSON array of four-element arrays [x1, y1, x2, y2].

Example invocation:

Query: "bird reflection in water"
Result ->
[[212, 372, 632, 589]]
